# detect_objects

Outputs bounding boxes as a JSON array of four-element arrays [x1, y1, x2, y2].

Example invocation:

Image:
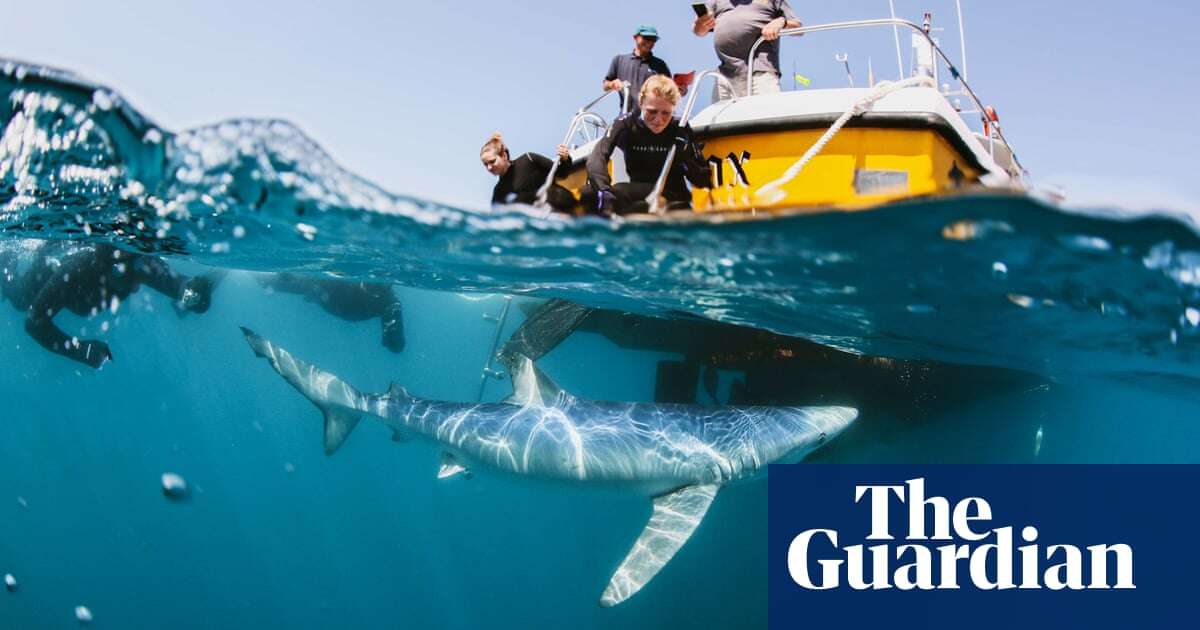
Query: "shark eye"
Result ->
[[818, 432, 827, 444]]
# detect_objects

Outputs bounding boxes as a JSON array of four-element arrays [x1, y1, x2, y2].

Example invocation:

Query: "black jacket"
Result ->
[[586, 114, 712, 201], [491, 152, 570, 206]]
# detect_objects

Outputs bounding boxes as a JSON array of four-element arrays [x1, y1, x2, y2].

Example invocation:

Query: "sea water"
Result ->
[[1, 59, 1198, 629]]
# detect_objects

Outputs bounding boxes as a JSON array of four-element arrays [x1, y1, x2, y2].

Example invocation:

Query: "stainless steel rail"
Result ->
[[744, 18, 1025, 174], [476, 296, 513, 402], [534, 85, 629, 208]]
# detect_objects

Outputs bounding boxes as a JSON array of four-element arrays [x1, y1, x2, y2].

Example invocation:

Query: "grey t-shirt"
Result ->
[[706, 0, 799, 79], [606, 52, 671, 110]]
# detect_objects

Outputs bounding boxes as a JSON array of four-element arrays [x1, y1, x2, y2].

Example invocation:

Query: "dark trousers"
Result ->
[[543, 184, 577, 214], [582, 182, 693, 216]]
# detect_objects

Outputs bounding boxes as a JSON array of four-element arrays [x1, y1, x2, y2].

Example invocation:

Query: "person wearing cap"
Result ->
[[692, 1, 802, 99], [602, 25, 682, 111]]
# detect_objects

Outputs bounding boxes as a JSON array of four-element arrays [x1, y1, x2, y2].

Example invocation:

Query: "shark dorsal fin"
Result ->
[[503, 356, 567, 407]]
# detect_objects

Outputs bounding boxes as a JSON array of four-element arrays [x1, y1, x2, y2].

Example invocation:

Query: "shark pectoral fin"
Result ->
[[437, 452, 471, 480], [599, 484, 719, 608], [323, 407, 362, 455]]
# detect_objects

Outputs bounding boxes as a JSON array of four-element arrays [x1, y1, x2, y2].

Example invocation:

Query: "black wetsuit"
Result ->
[[585, 113, 712, 214], [491, 152, 574, 211], [0, 243, 209, 368], [262, 274, 405, 353]]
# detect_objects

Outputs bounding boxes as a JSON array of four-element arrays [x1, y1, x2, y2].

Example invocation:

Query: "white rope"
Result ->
[[754, 75, 934, 204]]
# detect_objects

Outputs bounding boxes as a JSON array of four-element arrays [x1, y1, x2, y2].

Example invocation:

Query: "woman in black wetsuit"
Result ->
[[584, 75, 713, 216], [480, 134, 576, 212]]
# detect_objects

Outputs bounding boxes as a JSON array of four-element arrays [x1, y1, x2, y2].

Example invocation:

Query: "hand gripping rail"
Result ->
[[534, 85, 630, 211], [644, 70, 738, 215], [745, 18, 1025, 175]]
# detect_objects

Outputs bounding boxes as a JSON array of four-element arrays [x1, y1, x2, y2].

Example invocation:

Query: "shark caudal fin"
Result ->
[[600, 484, 719, 607], [240, 327, 365, 455]]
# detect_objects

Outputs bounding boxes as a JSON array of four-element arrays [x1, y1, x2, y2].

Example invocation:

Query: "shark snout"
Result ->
[[794, 405, 858, 455], [819, 406, 859, 442]]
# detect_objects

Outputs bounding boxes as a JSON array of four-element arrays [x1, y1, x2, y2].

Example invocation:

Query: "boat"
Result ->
[[539, 13, 1025, 218]]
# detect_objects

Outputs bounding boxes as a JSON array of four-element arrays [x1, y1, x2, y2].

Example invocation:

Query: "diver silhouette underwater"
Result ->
[[258, 273, 406, 353], [0, 242, 214, 369]]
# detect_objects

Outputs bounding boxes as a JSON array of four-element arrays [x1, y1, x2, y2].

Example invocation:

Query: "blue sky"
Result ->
[[2, 1, 1197, 213]]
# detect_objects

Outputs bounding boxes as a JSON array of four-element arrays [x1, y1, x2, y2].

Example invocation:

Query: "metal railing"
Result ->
[[476, 296, 513, 402], [745, 18, 1025, 175], [643, 70, 738, 214], [534, 85, 630, 208]]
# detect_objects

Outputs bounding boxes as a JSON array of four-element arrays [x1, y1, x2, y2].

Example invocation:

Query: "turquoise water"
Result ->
[[2, 59, 1199, 628]]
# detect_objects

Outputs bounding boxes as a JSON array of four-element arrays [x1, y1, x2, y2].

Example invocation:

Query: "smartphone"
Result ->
[[692, 3, 709, 18]]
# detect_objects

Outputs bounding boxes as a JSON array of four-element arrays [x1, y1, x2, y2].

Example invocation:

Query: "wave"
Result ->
[[2, 58, 1198, 378]]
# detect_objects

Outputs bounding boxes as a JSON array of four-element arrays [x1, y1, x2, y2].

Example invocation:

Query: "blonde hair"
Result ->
[[639, 75, 681, 107], [480, 132, 509, 159]]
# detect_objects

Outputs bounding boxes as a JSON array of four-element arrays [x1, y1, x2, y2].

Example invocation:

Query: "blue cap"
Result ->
[[635, 25, 660, 38]]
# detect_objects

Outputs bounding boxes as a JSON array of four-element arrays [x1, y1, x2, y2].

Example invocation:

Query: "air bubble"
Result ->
[[1184, 307, 1199, 329], [992, 261, 1008, 279], [91, 89, 113, 111], [75, 605, 93, 624], [161, 472, 190, 501], [1058, 234, 1112, 252], [1007, 294, 1035, 309]]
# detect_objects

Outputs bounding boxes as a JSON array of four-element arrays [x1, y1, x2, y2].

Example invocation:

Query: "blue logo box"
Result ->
[[768, 465, 1198, 629]]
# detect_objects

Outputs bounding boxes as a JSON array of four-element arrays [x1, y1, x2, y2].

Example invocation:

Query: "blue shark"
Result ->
[[241, 327, 857, 607]]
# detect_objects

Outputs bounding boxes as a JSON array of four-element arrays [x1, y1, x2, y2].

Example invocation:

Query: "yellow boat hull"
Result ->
[[690, 127, 982, 212], [555, 121, 1001, 215]]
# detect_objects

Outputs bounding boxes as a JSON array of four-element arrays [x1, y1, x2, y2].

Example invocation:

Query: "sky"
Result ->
[[2, 1, 1198, 213]]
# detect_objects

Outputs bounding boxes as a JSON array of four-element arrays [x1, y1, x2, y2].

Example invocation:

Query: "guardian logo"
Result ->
[[787, 478, 1135, 591]]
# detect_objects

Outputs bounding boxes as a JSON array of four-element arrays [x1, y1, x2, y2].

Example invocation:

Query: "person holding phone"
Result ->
[[602, 24, 682, 112], [692, 0, 801, 99]]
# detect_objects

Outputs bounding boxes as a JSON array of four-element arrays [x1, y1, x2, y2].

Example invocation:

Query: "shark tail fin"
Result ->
[[241, 327, 365, 455]]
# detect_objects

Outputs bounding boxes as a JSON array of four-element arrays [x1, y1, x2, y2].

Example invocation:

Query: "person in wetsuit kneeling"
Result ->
[[585, 74, 712, 215], [481, 134, 576, 213]]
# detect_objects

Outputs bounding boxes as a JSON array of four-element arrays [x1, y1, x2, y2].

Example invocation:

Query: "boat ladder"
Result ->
[[476, 295, 513, 401]]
